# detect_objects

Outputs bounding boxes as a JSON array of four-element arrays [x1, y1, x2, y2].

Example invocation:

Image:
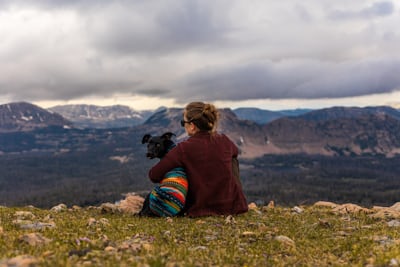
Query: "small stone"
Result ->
[[104, 246, 117, 252], [225, 215, 236, 224], [248, 202, 258, 210], [241, 231, 256, 237], [370, 209, 400, 219], [50, 204, 67, 213], [87, 218, 97, 227], [275, 235, 296, 247], [19, 233, 52, 246], [332, 203, 372, 214], [388, 220, 400, 227], [163, 231, 171, 237], [42, 250, 54, 258], [12, 219, 33, 227], [14, 211, 36, 220], [313, 201, 338, 209], [19, 222, 56, 230], [390, 202, 400, 212], [99, 203, 118, 214], [0, 255, 39, 267], [389, 258, 399, 266], [292, 206, 304, 214], [72, 205, 82, 210]]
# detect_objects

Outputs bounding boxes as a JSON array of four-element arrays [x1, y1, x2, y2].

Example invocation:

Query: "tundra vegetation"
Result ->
[[1, 202, 400, 266], [1, 152, 400, 209]]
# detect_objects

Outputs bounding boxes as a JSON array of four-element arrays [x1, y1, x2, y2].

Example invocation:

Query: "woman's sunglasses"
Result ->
[[180, 120, 192, 127]]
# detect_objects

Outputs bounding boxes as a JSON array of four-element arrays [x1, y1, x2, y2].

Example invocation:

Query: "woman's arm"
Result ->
[[148, 146, 182, 183]]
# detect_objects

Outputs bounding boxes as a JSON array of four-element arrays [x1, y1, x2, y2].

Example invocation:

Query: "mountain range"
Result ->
[[1, 102, 400, 158], [2, 101, 400, 208]]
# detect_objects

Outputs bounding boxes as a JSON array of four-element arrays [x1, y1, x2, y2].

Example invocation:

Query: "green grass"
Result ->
[[1, 205, 400, 266]]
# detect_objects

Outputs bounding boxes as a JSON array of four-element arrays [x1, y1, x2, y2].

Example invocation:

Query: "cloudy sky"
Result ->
[[1, 0, 400, 110]]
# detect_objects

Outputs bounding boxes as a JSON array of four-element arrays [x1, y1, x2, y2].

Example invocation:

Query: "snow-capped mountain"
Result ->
[[48, 104, 153, 128], [0, 102, 72, 132]]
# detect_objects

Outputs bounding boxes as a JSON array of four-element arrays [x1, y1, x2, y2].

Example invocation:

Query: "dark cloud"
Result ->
[[1, 1, 400, 107], [87, 0, 232, 55], [136, 88, 170, 96], [179, 58, 400, 102]]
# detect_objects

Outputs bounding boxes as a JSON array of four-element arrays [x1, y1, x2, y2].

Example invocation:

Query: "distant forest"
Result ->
[[1, 151, 400, 208], [240, 154, 400, 207]]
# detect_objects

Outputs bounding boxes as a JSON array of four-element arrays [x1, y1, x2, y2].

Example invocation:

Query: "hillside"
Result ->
[[262, 106, 400, 157], [0, 102, 72, 133], [48, 104, 152, 129], [233, 107, 311, 124], [2, 102, 400, 208], [1, 202, 400, 266]]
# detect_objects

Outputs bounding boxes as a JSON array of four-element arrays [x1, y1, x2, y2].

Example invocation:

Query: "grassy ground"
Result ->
[[1, 204, 400, 266]]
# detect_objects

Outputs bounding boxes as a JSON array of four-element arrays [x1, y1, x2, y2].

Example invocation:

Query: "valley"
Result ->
[[1, 102, 400, 208]]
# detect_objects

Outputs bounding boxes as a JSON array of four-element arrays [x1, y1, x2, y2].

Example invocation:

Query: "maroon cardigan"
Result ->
[[148, 131, 248, 217]]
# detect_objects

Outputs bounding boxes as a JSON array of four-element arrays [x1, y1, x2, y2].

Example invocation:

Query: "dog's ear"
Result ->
[[161, 132, 175, 140], [142, 134, 152, 144]]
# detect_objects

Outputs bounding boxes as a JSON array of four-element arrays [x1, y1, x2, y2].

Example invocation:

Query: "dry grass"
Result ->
[[1, 204, 400, 266]]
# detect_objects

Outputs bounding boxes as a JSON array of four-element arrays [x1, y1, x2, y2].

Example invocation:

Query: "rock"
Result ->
[[372, 205, 387, 211], [0, 255, 39, 267], [261, 201, 275, 212], [99, 218, 110, 227], [87, 218, 97, 227], [292, 206, 304, 214], [50, 204, 67, 213], [118, 194, 144, 215], [388, 220, 400, 227], [332, 203, 372, 215], [87, 218, 110, 227], [241, 231, 257, 237], [99, 203, 118, 214], [248, 202, 258, 210], [370, 209, 400, 219], [19, 233, 52, 246], [389, 258, 399, 266], [275, 235, 296, 247], [71, 205, 82, 211], [14, 211, 36, 220], [12, 219, 33, 227], [19, 222, 56, 230], [313, 201, 338, 208], [225, 215, 236, 225], [104, 246, 117, 253], [390, 202, 400, 212]]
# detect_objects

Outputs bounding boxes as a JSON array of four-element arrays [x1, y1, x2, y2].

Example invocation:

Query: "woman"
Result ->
[[148, 101, 248, 217]]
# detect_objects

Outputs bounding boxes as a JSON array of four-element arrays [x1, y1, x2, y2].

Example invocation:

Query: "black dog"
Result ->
[[140, 132, 188, 217], [142, 132, 175, 159]]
